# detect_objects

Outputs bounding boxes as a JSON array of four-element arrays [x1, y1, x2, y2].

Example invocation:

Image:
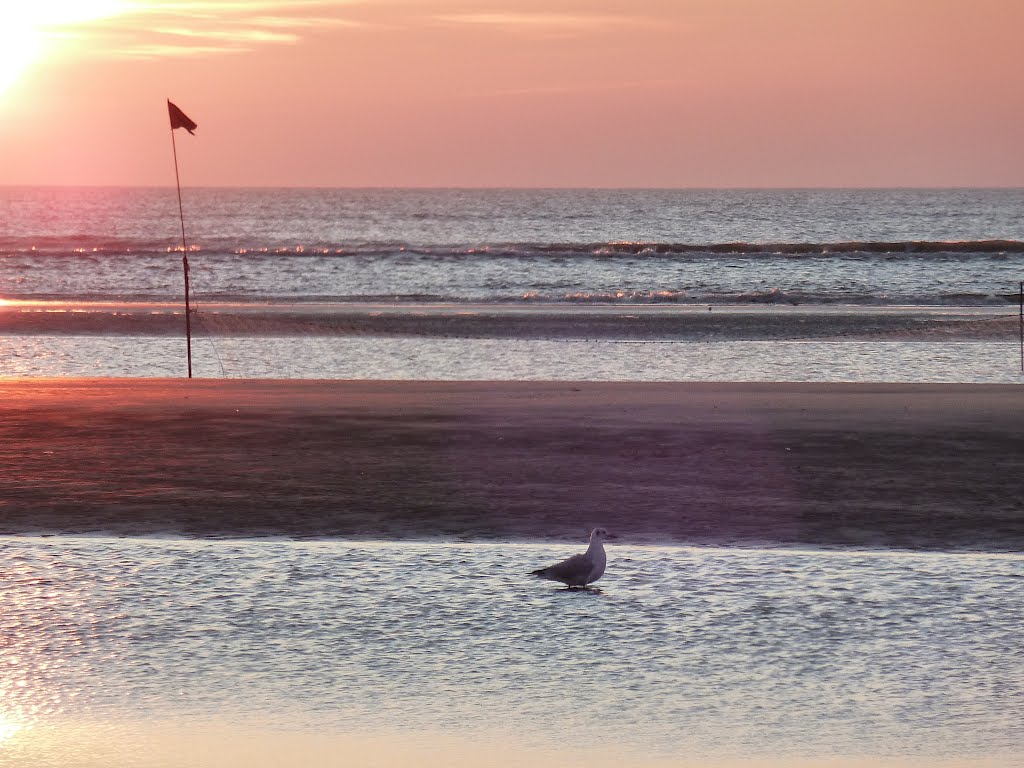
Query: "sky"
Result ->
[[0, 0, 1021, 188]]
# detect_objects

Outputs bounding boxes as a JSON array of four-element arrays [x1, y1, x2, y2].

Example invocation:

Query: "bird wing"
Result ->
[[532, 552, 594, 585]]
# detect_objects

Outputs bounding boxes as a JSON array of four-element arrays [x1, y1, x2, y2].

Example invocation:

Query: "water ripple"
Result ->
[[0, 537, 1022, 762]]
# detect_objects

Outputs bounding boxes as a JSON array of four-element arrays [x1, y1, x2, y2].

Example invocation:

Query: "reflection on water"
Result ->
[[0, 715, 20, 744], [0, 537, 1022, 767], [0, 336, 1019, 382]]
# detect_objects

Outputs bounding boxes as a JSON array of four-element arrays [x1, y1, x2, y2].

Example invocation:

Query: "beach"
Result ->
[[2, 378, 1021, 551], [7, 15, 1024, 762], [4, 189, 1024, 766]]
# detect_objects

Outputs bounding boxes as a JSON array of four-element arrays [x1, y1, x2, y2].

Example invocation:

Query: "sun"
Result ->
[[0, 1, 129, 97], [0, 22, 40, 96]]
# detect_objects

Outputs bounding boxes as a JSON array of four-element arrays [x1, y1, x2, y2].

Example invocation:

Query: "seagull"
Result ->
[[530, 528, 614, 588]]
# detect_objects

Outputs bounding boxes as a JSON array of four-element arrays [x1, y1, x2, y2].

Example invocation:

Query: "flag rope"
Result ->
[[170, 127, 192, 379]]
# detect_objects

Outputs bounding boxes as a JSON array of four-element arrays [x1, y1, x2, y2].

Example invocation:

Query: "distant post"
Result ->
[[167, 100, 198, 379], [1019, 281, 1023, 374]]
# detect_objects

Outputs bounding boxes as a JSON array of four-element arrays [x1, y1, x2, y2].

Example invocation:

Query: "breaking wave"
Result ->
[[3, 238, 1024, 260]]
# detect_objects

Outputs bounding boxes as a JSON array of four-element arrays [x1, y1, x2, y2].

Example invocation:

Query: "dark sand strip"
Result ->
[[0, 302, 1016, 340], [0, 379, 1022, 550]]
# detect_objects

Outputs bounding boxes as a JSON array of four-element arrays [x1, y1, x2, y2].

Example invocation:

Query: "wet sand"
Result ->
[[0, 379, 1021, 550], [5, 719, 1015, 768], [0, 300, 1017, 340]]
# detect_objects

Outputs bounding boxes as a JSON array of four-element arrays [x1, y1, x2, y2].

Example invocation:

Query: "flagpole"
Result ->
[[170, 122, 193, 379]]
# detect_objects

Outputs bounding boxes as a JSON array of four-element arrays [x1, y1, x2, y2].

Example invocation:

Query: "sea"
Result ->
[[1, 188, 1023, 767], [1, 186, 1023, 380], [1, 537, 1022, 768]]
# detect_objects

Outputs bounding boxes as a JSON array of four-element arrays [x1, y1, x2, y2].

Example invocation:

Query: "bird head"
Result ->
[[590, 527, 615, 543]]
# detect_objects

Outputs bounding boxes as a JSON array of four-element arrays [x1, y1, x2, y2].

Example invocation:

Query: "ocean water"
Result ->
[[2, 187, 1024, 306], [0, 334, 1018, 383], [1, 536, 1021, 767], [1, 187, 1023, 380]]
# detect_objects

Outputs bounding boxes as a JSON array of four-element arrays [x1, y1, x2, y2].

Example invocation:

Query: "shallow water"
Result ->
[[1, 537, 1021, 766], [1, 335, 1021, 383]]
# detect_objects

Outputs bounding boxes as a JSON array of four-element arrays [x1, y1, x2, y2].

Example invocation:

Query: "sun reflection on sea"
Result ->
[[0, 713, 24, 743]]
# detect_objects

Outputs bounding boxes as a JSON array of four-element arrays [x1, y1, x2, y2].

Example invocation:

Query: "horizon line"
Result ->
[[2, 184, 1024, 192]]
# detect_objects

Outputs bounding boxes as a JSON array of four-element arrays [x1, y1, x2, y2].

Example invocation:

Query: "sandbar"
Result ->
[[0, 379, 1021, 550], [0, 300, 1016, 340]]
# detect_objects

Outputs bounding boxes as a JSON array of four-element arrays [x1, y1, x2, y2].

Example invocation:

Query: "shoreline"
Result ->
[[0, 379, 1021, 550]]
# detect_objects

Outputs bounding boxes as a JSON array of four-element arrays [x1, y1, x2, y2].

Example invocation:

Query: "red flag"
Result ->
[[167, 100, 197, 135]]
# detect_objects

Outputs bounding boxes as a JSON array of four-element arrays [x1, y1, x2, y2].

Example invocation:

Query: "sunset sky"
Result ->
[[0, 0, 1021, 188]]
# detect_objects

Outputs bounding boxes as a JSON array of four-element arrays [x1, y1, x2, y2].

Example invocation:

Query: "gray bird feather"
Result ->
[[530, 528, 611, 587]]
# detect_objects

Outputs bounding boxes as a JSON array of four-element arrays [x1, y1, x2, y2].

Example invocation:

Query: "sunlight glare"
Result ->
[[0, 1, 129, 97], [0, 713, 24, 743]]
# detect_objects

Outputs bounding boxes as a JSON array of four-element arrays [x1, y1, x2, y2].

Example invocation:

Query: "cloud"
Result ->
[[123, 1, 350, 12], [439, 12, 619, 27], [39, 0, 362, 59], [434, 11, 655, 35], [249, 15, 364, 29], [153, 26, 300, 43]]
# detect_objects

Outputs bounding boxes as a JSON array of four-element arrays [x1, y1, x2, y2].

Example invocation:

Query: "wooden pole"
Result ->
[[170, 125, 193, 379], [1019, 281, 1022, 374]]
